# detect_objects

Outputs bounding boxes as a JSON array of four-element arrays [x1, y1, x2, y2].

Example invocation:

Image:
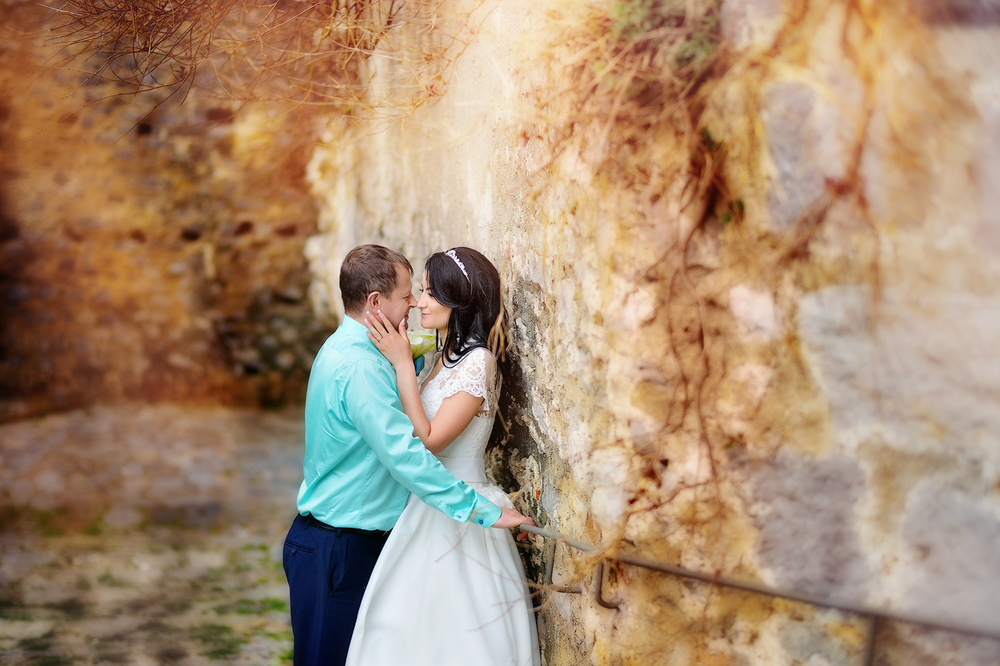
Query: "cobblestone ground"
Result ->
[[0, 405, 305, 665]]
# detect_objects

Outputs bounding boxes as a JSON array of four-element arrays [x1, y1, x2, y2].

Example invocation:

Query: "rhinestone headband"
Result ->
[[446, 249, 471, 282]]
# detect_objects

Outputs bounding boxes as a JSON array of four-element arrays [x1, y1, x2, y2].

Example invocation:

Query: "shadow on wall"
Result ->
[[0, 224, 22, 374], [0, 133, 40, 413], [487, 351, 547, 585]]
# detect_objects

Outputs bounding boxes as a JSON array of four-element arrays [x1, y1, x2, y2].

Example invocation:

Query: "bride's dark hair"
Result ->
[[424, 247, 507, 367]]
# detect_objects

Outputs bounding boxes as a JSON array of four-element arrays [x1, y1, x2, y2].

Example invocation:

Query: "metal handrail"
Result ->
[[519, 524, 1000, 664]]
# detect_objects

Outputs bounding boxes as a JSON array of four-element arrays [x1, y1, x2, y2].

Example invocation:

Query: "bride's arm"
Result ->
[[365, 310, 485, 455], [418, 392, 483, 455]]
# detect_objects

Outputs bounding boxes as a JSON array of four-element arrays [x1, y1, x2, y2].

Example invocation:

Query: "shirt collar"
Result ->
[[340, 315, 369, 339]]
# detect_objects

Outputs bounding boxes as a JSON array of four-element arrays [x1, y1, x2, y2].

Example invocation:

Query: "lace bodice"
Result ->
[[421, 347, 495, 412], [420, 348, 505, 501]]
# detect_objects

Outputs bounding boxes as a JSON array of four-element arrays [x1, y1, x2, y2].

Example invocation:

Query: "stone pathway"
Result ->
[[0, 405, 305, 665]]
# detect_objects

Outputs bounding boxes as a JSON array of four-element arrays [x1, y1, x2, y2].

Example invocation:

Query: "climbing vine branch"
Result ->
[[44, 0, 479, 116]]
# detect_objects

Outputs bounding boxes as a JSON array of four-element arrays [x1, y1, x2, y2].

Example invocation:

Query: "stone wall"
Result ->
[[0, 3, 331, 420], [304, 0, 1000, 664]]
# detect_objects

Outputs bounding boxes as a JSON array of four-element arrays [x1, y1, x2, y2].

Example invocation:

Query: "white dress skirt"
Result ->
[[346, 348, 540, 666]]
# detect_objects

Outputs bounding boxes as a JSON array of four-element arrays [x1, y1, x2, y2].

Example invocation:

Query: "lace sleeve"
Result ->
[[437, 348, 497, 415]]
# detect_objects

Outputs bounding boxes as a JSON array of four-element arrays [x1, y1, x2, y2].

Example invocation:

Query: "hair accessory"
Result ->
[[446, 249, 471, 282]]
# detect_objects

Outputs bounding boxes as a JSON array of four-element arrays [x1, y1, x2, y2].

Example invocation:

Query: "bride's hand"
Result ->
[[365, 310, 413, 369]]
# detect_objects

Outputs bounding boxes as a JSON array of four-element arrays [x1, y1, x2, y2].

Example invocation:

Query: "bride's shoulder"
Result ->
[[446, 347, 498, 410], [437, 347, 496, 387], [456, 346, 496, 374], [462, 345, 494, 363]]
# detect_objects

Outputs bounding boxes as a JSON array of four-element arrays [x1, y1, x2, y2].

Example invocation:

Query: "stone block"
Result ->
[[746, 451, 872, 601], [899, 481, 1000, 629], [719, 0, 784, 51], [912, 0, 1000, 24], [729, 284, 779, 341], [975, 107, 1000, 255], [797, 286, 1000, 453], [761, 82, 833, 232], [760, 42, 864, 233]]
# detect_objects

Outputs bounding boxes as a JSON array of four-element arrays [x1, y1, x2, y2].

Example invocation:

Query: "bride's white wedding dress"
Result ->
[[346, 347, 540, 666]]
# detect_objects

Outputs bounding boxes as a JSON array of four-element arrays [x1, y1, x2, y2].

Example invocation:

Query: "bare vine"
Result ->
[[42, 0, 480, 117], [517, 2, 932, 659], [519, 0, 731, 547]]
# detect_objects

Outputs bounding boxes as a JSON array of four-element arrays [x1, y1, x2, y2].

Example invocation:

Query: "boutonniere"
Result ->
[[408, 330, 436, 375], [408, 330, 436, 360]]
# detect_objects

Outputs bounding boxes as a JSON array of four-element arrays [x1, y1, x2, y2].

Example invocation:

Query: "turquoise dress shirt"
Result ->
[[296, 317, 502, 531]]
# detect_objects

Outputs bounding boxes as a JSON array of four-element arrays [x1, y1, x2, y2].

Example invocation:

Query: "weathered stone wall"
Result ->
[[0, 3, 330, 419], [304, 0, 1000, 664]]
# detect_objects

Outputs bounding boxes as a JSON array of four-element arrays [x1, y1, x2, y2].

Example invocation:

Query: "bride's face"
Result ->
[[417, 271, 452, 334]]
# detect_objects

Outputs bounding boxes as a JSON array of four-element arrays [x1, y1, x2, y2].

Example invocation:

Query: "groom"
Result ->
[[283, 244, 534, 665]]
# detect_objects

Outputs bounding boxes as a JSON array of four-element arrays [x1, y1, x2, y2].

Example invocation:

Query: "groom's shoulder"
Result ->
[[320, 328, 390, 376], [318, 331, 379, 368]]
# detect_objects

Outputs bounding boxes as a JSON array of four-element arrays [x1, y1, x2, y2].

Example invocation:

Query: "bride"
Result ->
[[348, 247, 540, 666]]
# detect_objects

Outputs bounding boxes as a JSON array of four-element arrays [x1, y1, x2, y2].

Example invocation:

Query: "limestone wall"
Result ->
[[304, 0, 1000, 664]]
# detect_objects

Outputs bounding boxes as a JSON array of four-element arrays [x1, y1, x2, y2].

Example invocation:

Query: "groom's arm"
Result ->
[[346, 358, 503, 527]]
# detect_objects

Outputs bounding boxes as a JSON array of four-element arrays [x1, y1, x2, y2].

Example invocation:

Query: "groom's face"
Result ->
[[376, 263, 417, 329]]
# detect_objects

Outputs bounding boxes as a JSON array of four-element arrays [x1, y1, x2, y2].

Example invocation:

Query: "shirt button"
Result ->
[[478, 519, 484, 525]]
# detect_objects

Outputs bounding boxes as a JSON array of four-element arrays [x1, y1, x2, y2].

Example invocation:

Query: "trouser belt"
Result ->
[[298, 513, 390, 537]]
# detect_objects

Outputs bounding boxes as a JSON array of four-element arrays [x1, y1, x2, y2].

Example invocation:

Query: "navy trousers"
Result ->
[[283, 514, 390, 665]]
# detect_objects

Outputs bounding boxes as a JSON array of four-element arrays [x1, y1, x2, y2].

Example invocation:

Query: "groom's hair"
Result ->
[[340, 244, 412, 315]]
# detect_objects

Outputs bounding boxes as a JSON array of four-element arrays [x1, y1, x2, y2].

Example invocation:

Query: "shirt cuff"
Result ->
[[468, 503, 502, 527]]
